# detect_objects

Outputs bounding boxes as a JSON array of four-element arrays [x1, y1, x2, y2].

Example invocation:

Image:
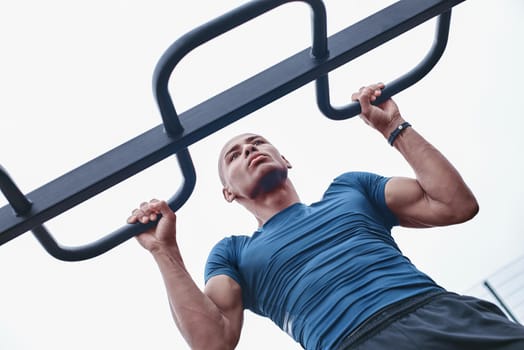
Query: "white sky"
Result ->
[[0, 0, 523, 349]]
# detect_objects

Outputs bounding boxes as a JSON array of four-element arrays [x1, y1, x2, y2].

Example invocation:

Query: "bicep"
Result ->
[[385, 176, 454, 227], [204, 275, 244, 347]]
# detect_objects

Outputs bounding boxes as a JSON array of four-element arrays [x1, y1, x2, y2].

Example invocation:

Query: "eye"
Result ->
[[229, 151, 240, 162], [253, 139, 264, 146]]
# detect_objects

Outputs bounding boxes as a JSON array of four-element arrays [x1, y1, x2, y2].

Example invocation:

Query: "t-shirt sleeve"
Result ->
[[334, 171, 399, 228], [204, 236, 243, 286]]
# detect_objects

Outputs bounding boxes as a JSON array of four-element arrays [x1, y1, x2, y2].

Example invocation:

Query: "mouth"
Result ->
[[248, 154, 267, 167]]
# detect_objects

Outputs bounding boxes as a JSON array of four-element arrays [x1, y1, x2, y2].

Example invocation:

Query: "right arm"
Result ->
[[128, 199, 243, 350]]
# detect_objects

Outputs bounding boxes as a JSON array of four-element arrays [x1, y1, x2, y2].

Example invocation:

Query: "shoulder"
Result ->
[[324, 171, 393, 206], [330, 171, 389, 190], [327, 172, 399, 227], [209, 235, 250, 256], [207, 234, 253, 265], [205, 235, 250, 285]]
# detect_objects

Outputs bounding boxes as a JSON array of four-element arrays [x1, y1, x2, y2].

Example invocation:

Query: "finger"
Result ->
[[367, 82, 384, 91], [352, 86, 367, 100], [352, 88, 370, 102], [128, 210, 151, 225], [136, 203, 154, 224], [138, 215, 150, 224], [142, 200, 162, 217], [127, 208, 141, 223], [128, 200, 162, 224], [365, 82, 384, 96], [155, 200, 177, 222], [146, 199, 161, 212], [358, 87, 373, 114]]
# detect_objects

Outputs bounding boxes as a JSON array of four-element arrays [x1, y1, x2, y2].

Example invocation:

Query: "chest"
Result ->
[[237, 193, 387, 295]]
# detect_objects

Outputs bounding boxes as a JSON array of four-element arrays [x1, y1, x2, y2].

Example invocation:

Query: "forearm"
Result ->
[[352, 84, 478, 225], [152, 246, 233, 350]]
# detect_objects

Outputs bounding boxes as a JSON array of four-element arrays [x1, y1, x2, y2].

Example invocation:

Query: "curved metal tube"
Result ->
[[30, 148, 196, 261], [315, 10, 452, 120], [153, 0, 328, 136], [0, 165, 33, 216]]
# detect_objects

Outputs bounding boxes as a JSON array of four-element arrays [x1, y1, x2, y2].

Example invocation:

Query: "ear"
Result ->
[[222, 187, 236, 203], [282, 155, 292, 169]]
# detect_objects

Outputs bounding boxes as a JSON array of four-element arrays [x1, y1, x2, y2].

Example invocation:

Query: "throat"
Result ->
[[249, 169, 287, 199], [248, 181, 300, 226]]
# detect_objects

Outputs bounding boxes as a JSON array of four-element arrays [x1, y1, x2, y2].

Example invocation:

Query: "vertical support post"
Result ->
[[484, 280, 520, 324], [0, 165, 32, 216]]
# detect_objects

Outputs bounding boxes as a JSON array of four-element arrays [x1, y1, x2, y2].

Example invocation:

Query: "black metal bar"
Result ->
[[484, 280, 521, 324], [29, 148, 195, 261], [316, 9, 452, 119], [154, 0, 328, 136], [0, 0, 466, 254], [0, 165, 32, 216]]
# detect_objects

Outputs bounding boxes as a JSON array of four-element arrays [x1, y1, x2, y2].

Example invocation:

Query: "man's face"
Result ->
[[219, 133, 290, 201]]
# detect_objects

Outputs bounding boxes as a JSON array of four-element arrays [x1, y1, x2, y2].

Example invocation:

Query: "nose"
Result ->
[[243, 143, 258, 157]]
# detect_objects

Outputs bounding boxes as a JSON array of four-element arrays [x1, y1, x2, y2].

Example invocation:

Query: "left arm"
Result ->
[[353, 83, 479, 228]]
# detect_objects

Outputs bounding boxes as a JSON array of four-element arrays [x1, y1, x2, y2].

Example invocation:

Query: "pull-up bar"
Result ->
[[0, 0, 465, 261]]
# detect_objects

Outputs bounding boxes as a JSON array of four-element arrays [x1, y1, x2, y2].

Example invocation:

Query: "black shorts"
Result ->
[[338, 291, 524, 350]]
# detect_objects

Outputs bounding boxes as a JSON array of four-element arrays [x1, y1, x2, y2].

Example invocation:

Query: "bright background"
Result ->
[[1, 0, 523, 349]]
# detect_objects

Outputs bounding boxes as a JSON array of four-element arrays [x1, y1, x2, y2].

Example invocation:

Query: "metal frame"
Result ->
[[484, 281, 521, 324], [0, 0, 466, 261]]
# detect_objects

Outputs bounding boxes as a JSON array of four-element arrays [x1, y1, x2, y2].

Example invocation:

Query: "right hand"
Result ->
[[351, 83, 403, 138], [127, 199, 177, 253]]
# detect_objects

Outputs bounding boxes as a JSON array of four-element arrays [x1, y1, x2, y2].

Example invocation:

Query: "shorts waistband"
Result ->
[[337, 289, 447, 350]]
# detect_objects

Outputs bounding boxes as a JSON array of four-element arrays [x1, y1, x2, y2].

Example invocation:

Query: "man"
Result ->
[[128, 83, 524, 349]]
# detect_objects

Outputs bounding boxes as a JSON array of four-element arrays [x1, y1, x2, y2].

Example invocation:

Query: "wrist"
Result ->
[[149, 241, 180, 258], [387, 121, 412, 146], [380, 114, 405, 139]]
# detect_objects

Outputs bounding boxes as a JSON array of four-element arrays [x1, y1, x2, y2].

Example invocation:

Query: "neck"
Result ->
[[240, 179, 300, 227]]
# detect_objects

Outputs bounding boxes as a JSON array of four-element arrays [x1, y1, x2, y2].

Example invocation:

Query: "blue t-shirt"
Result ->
[[205, 172, 443, 349]]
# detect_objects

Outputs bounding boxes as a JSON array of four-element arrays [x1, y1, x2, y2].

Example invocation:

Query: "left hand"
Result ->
[[351, 83, 404, 138], [127, 199, 178, 254]]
